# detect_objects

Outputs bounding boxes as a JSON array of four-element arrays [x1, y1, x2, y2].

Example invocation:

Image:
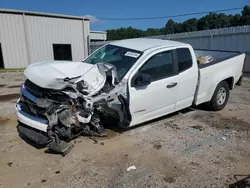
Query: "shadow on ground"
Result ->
[[102, 107, 197, 134], [19, 133, 46, 149], [229, 175, 250, 188]]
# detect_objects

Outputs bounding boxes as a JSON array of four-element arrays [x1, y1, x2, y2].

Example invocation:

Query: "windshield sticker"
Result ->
[[125, 51, 140, 58]]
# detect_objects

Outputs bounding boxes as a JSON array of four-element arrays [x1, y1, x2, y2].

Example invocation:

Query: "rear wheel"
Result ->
[[209, 81, 230, 111]]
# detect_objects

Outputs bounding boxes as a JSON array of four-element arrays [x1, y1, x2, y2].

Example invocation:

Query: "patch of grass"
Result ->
[[0, 68, 24, 73]]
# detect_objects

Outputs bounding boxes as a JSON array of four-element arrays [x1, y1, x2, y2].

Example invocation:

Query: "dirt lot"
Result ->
[[0, 73, 250, 188]]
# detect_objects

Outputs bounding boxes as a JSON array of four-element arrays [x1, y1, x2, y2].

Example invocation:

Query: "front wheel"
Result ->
[[209, 81, 230, 111]]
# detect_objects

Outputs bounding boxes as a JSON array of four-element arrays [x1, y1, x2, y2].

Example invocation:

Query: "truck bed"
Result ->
[[194, 49, 241, 68], [194, 49, 245, 106]]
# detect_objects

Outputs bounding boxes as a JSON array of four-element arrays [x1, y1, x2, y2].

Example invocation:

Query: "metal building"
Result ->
[[0, 9, 91, 69], [90, 31, 107, 42]]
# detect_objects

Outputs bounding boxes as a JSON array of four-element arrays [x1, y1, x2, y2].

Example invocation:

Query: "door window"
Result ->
[[139, 51, 174, 81], [176, 48, 192, 72]]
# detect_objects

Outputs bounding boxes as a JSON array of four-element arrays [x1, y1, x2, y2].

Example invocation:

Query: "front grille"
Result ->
[[19, 101, 32, 114]]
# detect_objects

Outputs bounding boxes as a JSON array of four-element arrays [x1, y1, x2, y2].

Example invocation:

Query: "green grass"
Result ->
[[0, 68, 24, 73]]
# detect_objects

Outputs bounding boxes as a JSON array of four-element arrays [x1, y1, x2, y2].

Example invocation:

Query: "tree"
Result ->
[[174, 23, 183, 33], [106, 5, 250, 40], [182, 18, 198, 32], [163, 20, 183, 34], [163, 19, 175, 34], [241, 5, 250, 25], [145, 28, 162, 36], [217, 13, 231, 28], [197, 16, 209, 31], [230, 14, 241, 26]]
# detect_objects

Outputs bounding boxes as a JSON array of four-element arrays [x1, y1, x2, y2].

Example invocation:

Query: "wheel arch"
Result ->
[[223, 77, 234, 90]]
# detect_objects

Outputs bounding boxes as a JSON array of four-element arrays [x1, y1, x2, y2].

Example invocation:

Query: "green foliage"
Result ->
[[107, 5, 250, 40]]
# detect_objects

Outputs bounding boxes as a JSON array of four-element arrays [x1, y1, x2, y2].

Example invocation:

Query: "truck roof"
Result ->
[[110, 38, 186, 51]]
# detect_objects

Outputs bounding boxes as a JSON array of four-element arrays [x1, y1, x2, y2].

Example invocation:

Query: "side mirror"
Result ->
[[132, 73, 152, 87]]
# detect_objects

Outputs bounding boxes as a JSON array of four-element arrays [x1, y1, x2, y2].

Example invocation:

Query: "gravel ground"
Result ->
[[0, 73, 250, 188]]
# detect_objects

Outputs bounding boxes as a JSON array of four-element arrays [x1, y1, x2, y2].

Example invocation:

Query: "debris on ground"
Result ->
[[7, 162, 12, 167], [163, 177, 176, 183], [153, 144, 162, 150], [90, 137, 98, 144], [190, 125, 204, 131], [55, 171, 60, 174], [152, 140, 163, 150], [126, 166, 136, 171], [41, 179, 46, 183], [222, 137, 227, 140], [100, 142, 104, 146]]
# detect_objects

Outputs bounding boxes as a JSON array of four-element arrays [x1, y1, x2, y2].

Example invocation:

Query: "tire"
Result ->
[[209, 81, 230, 111]]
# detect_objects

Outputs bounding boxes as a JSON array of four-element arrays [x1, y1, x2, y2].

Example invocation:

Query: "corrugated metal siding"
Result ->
[[0, 13, 29, 68], [83, 20, 90, 57], [0, 13, 90, 68], [25, 15, 86, 64]]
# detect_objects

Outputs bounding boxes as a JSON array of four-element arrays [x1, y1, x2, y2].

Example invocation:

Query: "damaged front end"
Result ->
[[16, 62, 131, 155]]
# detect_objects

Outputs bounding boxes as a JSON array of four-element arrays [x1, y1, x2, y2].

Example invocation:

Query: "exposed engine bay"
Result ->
[[16, 61, 131, 155]]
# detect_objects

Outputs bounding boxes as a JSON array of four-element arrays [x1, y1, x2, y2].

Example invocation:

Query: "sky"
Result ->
[[1, 0, 249, 31]]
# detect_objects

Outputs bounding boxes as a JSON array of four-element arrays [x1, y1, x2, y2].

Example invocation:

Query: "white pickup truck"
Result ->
[[16, 38, 246, 154]]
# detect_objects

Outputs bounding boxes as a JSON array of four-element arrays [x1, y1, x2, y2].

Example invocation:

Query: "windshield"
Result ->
[[85, 44, 143, 80]]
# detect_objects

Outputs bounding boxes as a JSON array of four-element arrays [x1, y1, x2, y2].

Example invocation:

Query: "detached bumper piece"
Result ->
[[47, 140, 74, 156], [17, 123, 75, 155]]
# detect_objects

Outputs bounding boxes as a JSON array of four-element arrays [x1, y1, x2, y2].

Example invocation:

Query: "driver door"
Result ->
[[128, 49, 179, 126]]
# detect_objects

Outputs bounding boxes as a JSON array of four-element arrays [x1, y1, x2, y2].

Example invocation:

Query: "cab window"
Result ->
[[139, 51, 174, 81], [177, 48, 192, 72]]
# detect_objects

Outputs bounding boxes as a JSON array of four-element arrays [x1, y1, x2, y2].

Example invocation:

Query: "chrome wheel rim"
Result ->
[[217, 87, 226, 105]]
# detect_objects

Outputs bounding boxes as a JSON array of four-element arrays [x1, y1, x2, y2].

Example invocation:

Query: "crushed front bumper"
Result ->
[[15, 84, 49, 132], [16, 102, 49, 132], [16, 100, 50, 145]]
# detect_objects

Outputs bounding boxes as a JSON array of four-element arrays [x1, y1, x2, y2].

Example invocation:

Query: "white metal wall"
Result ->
[[0, 13, 29, 68], [90, 32, 107, 41], [0, 12, 90, 69], [25, 15, 86, 64]]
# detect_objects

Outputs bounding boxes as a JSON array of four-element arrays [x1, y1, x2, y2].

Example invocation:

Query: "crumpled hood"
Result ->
[[24, 61, 105, 90]]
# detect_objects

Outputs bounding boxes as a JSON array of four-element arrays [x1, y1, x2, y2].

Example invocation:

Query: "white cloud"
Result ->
[[84, 15, 103, 24]]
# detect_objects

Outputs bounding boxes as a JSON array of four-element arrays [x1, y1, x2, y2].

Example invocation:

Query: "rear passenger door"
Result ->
[[175, 47, 199, 110]]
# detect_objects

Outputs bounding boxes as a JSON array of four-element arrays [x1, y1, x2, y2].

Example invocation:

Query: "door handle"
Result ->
[[167, 82, 177, 88]]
